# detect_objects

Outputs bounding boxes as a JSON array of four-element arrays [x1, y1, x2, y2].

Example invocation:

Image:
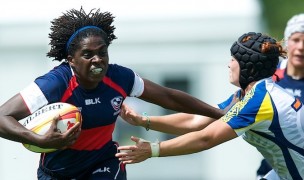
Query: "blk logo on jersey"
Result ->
[[92, 167, 111, 174], [85, 98, 101, 105], [111, 96, 123, 111]]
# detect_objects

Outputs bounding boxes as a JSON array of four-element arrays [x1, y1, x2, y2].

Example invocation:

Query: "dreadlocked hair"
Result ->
[[47, 7, 117, 61]]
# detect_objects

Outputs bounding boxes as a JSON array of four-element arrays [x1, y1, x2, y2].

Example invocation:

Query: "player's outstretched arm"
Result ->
[[116, 120, 237, 164], [120, 104, 216, 135], [139, 79, 224, 119]]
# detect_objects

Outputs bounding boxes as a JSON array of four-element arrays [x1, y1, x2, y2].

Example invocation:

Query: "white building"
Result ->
[[0, 0, 264, 179]]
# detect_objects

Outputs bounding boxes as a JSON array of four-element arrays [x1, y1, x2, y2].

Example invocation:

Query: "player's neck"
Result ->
[[286, 64, 304, 80], [244, 81, 256, 94]]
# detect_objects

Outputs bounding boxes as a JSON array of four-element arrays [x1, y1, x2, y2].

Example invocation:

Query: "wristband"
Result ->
[[139, 138, 160, 157], [142, 112, 150, 131], [150, 140, 160, 157]]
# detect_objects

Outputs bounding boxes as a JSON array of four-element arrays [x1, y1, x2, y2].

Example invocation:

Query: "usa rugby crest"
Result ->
[[111, 96, 123, 111]]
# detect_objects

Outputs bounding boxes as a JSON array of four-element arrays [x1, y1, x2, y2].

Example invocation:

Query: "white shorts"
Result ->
[[262, 169, 280, 180]]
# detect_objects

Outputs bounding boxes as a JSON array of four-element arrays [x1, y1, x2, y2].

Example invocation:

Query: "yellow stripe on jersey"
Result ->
[[255, 93, 274, 123]]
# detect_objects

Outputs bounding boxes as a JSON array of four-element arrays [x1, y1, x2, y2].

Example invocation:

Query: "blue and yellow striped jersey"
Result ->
[[218, 78, 304, 180]]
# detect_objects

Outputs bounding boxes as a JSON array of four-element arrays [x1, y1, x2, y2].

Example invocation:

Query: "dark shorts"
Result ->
[[257, 159, 272, 177], [38, 156, 126, 180]]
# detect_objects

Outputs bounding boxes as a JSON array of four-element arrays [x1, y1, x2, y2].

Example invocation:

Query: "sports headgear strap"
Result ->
[[230, 32, 280, 90]]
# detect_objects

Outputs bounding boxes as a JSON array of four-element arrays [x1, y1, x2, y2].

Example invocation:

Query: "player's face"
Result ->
[[228, 57, 240, 87], [287, 32, 304, 69], [68, 35, 109, 89]]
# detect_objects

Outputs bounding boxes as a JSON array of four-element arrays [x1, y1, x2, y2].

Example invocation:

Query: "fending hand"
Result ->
[[115, 136, 152, 164]]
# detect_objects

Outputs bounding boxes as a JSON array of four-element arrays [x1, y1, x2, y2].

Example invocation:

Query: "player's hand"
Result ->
[[119, 104, 143, 126], [116, 136, 152, 164], [39, 114, 81, 149]]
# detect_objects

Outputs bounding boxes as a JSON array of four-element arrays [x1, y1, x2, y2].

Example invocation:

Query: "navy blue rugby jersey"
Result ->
[[20, 62, 144, 177], [273, 59, 304, 102]]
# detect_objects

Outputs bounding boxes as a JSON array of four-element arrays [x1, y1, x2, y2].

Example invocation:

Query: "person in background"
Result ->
[[116, 32, 304, 180], [273, 13, 304, 98], [256, 13, 304, 180], [0, 7, 225, 180]]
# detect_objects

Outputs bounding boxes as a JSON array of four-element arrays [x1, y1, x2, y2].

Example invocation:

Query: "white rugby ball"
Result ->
[[20, 102, 82, 153]]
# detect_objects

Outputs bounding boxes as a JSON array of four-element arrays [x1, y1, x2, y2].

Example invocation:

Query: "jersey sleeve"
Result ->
[[220, 83, 274, 136], [108, 64, 144, 97], [217, 89, 242, 109], [20, 63, 71, 113], [34, 64, 70, 103], [130, 72, 144, 97], [217, 94, 234, 109], [20, 82, 48, 114]]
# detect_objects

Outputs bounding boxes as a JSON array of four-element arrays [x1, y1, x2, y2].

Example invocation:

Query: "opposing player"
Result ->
[[0, 7, 224, 179], [257, 13, 304, 179], [116, 32, 304, 179], [273, 13, 304, 99]]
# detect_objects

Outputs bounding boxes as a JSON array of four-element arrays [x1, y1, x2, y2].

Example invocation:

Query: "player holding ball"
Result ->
[[0, 7, 224, 179]]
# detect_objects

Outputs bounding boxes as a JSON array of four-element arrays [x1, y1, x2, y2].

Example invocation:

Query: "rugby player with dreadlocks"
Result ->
[[0, 7, 224, 179]]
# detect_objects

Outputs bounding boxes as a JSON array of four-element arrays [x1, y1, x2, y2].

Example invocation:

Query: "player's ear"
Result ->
[[67, 55, 75, 68], [67, 55, 73, 63]]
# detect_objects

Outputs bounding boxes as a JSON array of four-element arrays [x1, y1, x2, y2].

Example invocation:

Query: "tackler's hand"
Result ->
[[116, 136, 159, 164], [119, 104, 144, 127]]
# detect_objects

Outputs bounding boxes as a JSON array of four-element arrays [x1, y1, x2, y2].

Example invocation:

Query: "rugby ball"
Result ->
[[20, 102, 82, 153]]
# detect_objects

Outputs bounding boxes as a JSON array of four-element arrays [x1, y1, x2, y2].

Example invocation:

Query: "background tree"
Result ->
[[258, 0, 304, 40]]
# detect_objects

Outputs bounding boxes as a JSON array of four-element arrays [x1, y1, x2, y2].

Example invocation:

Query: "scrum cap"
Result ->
[[230, 32, 280, 89], [284, 13, 304, 41]]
